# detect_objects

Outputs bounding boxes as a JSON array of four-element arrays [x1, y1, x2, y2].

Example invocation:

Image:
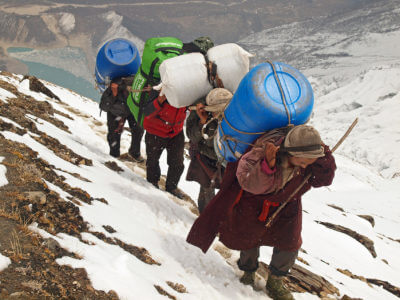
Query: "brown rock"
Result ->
[[24, 191, 46, 204]]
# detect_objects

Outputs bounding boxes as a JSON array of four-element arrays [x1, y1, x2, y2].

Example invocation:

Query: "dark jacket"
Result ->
[[143, 90, 187, 138], [186, 129, 336, 253], [99, 77, 133, 118], [186, 106, 219, 161], [186, 104, 223, 187]]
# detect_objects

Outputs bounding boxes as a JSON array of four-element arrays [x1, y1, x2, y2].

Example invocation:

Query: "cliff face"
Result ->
[[0, 11, 56, 45]]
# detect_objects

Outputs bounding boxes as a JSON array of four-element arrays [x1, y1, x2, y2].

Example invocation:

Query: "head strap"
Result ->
[[280, 144, 322, 153]]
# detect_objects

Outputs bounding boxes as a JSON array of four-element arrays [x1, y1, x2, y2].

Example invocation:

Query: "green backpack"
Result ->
[[127, 37, 184, 126]]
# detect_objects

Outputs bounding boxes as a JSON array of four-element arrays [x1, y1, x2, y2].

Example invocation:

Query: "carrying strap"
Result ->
[[137, 87, 152, 127]]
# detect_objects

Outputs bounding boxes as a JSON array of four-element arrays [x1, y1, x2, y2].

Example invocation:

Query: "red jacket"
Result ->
[[143, 97, 187, 138]]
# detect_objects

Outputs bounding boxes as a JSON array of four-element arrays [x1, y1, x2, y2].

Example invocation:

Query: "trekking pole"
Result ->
[[265, 118, 359, 229]]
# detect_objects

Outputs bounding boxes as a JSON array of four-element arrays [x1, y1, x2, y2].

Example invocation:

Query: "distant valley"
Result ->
[[0, 0, 394, 100]]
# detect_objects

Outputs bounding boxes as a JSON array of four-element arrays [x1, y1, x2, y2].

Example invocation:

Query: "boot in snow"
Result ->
[[240, 271, 255, 285], [266, 274, 294, 300]]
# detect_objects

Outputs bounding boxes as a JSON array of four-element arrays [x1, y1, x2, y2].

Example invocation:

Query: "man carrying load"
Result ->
[[138, 36, 215, 198], [187, 125, 336, 300]]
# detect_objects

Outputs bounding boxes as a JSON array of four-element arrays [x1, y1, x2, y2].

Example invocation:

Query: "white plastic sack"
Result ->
[[206, 43, 254, 93], [156, 53, 212, 108]]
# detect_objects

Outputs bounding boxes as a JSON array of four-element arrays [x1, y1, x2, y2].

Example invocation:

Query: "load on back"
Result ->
[[155, 43, 254, 108], [126, 38, 253, 126], [126, 37, 185, 126], [95, 38, 141, 93], [95, 37, 314, 165], [214, 61, 314, 162]]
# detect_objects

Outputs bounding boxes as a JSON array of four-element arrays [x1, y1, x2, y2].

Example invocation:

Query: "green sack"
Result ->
[[127, 37, 184, 126]]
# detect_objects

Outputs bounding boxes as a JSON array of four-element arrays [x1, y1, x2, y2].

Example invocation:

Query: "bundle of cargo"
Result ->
[[214, 61, 314, 162], [126, 37, 185, 126], [95, 38, 141, 93], [155, 43, 254, 108]]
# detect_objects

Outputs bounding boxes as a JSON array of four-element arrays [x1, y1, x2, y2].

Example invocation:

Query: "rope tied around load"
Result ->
[[215, 60, 293, 163]]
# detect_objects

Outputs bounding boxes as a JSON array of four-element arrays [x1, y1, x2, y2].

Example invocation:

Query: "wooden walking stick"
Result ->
[[265, 118, 359, 228]]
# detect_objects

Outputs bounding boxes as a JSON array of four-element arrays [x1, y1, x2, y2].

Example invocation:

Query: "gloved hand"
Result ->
[[264, 142, 280, 168], [114, 117, 125, 134]]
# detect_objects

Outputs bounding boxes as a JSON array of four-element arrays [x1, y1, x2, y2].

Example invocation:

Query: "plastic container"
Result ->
[[215, 62, 314, 162], [95, 38, 141, 92]]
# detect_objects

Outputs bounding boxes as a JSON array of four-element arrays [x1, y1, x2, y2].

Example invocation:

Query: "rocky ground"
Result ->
[[1, 72, 396, 299]]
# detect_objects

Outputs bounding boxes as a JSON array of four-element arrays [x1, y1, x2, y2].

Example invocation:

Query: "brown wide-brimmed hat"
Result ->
[[282, 125, 325, 158]]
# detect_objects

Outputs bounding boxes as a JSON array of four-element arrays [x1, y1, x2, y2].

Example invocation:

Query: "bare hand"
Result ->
[[196, 103, 208, 125], [265, 142, 280, 168], [157, 94, 167, 104]]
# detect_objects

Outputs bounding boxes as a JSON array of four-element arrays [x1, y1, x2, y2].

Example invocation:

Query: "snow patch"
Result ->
[[59, 13, 75, 34], [0, 253, 11, 272]]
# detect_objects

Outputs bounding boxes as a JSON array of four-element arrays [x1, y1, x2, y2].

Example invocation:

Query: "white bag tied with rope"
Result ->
[[155, 53, 212, 108], [155, 43, 254, 108], [206, 43, 255, 93]]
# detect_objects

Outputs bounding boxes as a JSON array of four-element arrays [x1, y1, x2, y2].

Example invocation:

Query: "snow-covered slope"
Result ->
[[1, 60, 399, 299], [1, 2, 400, 298]]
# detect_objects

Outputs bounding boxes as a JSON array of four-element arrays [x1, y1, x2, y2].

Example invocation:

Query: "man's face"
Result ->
[[288, 156, 318, 169]]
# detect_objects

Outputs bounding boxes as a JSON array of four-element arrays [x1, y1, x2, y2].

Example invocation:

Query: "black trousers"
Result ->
[[237, 247, 298, 276], [107, 112, 144, 158], [145, 131, 185, 191]]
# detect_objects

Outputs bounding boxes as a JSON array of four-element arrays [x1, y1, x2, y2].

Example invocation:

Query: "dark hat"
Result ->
[[283, 125, 325, 158], [192, 36, 214, 53]]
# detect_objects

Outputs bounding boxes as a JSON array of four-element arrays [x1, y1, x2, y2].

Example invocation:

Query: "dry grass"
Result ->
[[0, 203, 22, 223], [9, 229, 23, 261]]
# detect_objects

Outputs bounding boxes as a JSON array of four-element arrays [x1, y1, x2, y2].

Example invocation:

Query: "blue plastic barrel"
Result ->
[[95, 38, 141, 92], [215, 62, 314, 162]]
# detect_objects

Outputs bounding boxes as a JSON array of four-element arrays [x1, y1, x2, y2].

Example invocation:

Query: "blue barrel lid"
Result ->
[[95, 38, 140, 93], [104, 38, 137, 65], [265, 71, 301, 105]]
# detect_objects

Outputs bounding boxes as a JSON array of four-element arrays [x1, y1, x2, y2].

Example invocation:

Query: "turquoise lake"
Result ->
[[7, 47, 100, 102]]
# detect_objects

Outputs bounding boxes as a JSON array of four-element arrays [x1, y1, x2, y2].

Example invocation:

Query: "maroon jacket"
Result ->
[[143, 96, 187, 138], [186, 131, 336, 253]]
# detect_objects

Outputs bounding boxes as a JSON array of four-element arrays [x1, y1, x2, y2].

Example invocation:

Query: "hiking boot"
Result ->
[[147, 180, 159, 189], [166, 188, 184, 199], [266, 274, 294, 300], [240, 271, 255, 285], [129, 153, 145, 163], [110, 150, 120, 158]]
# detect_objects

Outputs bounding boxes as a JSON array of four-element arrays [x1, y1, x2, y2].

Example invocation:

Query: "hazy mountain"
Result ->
[[240, 0, 400, 87], [0, 0, 384, 75]]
